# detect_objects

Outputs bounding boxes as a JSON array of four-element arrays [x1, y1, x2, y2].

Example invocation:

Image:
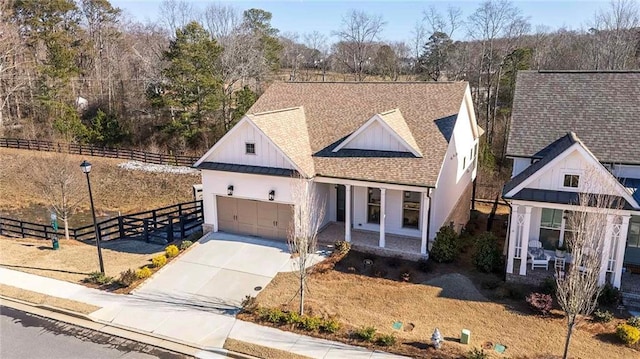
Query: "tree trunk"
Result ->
[[563, 318, 575, 359], [63, 218, 70, 240], [299, 270, 305, 315]]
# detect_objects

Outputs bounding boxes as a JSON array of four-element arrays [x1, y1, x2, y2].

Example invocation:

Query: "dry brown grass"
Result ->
[[0, 236, 165, 283], [224, 338, 312, 359], [0, 284, 101, 314], [0, 147, 200, 215], [249, 267, 638, 359]]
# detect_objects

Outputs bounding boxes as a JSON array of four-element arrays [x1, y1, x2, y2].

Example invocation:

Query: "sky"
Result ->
[[111, 0, 610, 42]]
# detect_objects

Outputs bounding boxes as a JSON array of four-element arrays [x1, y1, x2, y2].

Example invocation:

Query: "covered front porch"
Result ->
[[317, 222, 423, 260], [505, 201, 632, 288], [315, 177, 431, 258]]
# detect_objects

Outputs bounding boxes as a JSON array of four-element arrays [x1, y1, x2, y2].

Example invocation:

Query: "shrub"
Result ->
[[258, 307, 285, 324], [117, 269, 137, 287], [152, 254, 167, 268], [165, 245, 179, 258], [526, 292, 553, 315], [598, 283, 621, 306], [616, 323, 640, 345], [467, 348, 489, 359], [241, 295, 256, 310], [472, 232, 502, 273], [283, 311, 301, 325], [334, 240, 351, 255], [375, 334, 396, 347], [480, 279, 501, 290], [386, 255, 402, 268], [399, 268, 412, 282], [540, 277, 557, 295], [180, 240, 193, 250], [298, 315, 322, 331], [627, 316, 640, 329], [416, 257, 433, 273], [430, 225, 459, 263], [592, 309, 614, 323], [354, 326, 377, 341], [320, 318, 341, 333], [135, 266, 152, 279], [84, 271, 113, 285]]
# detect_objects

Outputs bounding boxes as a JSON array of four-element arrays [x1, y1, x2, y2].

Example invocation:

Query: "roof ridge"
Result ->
[[534, 70, 640, 74], [249, 106, 302, 116], [275, 81, 467, 85], [378, 108, 400, 115]]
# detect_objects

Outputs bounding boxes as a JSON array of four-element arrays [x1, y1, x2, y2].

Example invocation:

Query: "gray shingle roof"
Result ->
[[503, 132, 578, 195], [247, 82, 469, 187], [507, 71, 640, 164], [196, 162, 297, 177]]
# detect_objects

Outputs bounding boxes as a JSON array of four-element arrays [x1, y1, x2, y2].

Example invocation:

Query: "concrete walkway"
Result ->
[[0, 233, 406, 359]]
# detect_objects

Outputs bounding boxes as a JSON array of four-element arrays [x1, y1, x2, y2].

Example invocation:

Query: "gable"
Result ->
[[195, 118, 296, 170], [333, 110, 422, 157], [504, 141, 639, 208]]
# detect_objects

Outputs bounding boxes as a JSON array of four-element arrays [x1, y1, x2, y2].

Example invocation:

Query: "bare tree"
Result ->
[[203, 3, 240, 40], [288, 178, 325, 315], [591, 0, 639, 70], [333, 10, 386, 81], [158, 0, 196, 37], [303, 31, 328, 81], [30, 153, 86, 240], [424, 5, 463, 38], [555, 166, 623, 359], [409, 21, 427, 77]]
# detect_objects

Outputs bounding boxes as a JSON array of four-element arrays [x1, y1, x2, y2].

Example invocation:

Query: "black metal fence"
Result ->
[[0, 138, 200, 167], [0, 200, 203, 244]]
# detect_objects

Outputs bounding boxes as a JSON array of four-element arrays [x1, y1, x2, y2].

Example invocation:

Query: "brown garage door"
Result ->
[[216, 196, 292, 241]]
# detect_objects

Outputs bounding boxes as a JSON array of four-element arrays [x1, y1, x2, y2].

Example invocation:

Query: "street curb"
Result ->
[[0, 296, 255, 359]]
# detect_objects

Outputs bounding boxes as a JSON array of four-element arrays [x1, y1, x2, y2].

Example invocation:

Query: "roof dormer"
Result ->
[[332, 109, 423, 157]]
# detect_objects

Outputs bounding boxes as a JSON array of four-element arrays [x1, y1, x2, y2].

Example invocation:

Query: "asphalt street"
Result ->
[[0, 306, 191, 359]]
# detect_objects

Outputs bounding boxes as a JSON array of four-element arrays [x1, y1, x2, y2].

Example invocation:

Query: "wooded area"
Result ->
[[1, 0, 638, 166]]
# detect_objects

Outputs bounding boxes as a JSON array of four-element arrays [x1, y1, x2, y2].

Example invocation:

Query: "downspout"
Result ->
[[426, 187, 432, 254], [502, 196, 512, 282]]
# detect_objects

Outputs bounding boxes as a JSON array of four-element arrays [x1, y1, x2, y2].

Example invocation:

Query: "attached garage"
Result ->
[[217, 196, 292, 241]]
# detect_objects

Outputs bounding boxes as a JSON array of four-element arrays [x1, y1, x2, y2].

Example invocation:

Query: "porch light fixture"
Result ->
[[227, 185, 234, 196], [268, 190, 275, 201]]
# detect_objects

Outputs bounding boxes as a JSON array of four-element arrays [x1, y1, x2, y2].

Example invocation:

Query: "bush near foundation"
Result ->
[[430, 225, 459, 263]]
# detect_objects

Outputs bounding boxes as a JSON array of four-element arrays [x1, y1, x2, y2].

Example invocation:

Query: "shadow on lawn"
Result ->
[[85, 238, 166, 255], [0, 264, 89, 276]]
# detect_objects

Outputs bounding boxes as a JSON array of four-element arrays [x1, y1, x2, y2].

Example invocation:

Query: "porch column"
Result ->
[[506, 204, 519, 274], [345, 185, 352, 242], [519, 206, 532, 276], [599, 215, 615, 286], [420, 192, 429, 255], [613, 215, 631, 288], [379, 188, 386, 248]]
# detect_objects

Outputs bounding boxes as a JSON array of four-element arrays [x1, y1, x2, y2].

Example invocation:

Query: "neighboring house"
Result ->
[[503, 71, 640, 289], [194, 82, 482, 257]]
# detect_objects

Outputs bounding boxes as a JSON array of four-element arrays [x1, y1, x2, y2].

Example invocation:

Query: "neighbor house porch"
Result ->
[[506, 201, 632, 288]]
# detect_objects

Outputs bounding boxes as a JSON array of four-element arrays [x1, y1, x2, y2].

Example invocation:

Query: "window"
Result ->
[[563, 174, 579, 188], [367, 188, 381, 224], [245, 143, 255, 154], [403, 191, 420, 229], [628, 216, 640, 248], [539, 208, 563, 250]]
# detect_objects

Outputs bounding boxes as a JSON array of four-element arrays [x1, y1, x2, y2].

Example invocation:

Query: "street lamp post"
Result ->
[[80, 160, 105, 274]]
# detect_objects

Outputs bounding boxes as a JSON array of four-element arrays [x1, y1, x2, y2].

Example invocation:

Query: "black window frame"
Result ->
[[245, 142, 256, 155], [563, 174, 579, 188], [367, 188, 381, 224], [402, 191, 420, 229]]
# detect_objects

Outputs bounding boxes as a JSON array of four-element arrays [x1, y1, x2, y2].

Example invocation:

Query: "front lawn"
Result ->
[[241, 248, 639, 359]]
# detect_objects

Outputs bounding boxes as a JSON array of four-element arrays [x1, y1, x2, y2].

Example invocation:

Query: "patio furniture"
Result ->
[[554, 256, 566, 271], [528, 242, 551, 270]]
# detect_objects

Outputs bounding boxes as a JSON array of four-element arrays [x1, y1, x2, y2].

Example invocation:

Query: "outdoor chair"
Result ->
[[528, 241, 551, 270]]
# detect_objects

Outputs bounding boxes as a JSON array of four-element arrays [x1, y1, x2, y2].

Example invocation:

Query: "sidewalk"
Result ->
[[0, 267, 407, 359]]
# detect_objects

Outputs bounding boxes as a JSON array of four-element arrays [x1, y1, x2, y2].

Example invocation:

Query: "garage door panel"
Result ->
[[216, 197, 291, 241], [217, 196, 237, 233], [237, 200, 257, 226], [276, 204, 293, 240]]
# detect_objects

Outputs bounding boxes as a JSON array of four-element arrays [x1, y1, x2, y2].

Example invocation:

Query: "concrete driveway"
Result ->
[[133, 231, 320, 315]]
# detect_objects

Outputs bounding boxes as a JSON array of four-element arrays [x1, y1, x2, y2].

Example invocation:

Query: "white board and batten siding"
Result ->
[[202, 120, 294, 170], [430, 96, 477, 237], [343, 120, 407, 152]]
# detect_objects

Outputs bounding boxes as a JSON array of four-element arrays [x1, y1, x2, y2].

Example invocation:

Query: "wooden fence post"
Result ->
[[178, 203, 183, 217], [20, 221, 25, 238], [167, 216, 174, 242], [179, 216, 185, 240], [0, 219, 3, 236], [152, 210, 157, 229], [118, 216, 125, 239], [44, 225, 48, 240], [144, 219, 149, 243]]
